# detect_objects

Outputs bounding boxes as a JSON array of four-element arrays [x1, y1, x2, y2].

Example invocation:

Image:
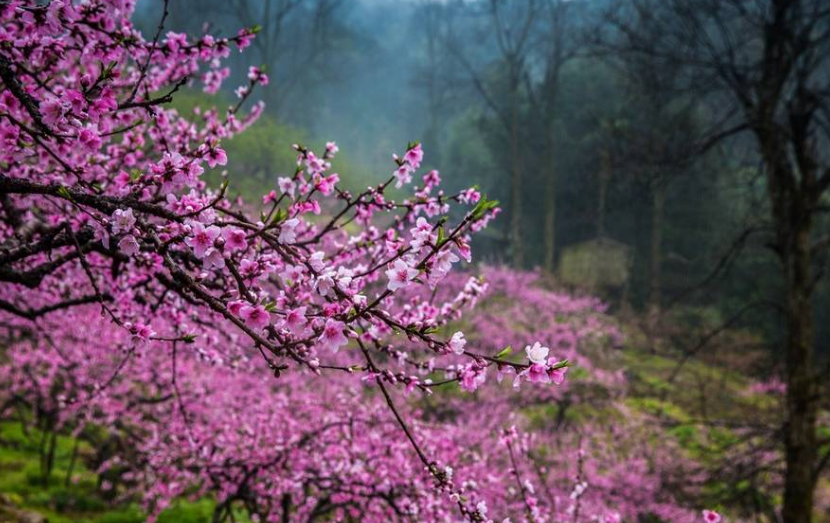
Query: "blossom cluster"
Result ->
[[0, 267, 714, 523], [0, 2, 576, 521], [0, 1, 557, 401]]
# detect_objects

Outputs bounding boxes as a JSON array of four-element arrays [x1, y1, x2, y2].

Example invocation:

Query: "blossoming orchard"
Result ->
[[1, 1, 814, 523]]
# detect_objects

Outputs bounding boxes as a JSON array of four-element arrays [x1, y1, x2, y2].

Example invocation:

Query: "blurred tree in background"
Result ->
[[128, 2, 830, 520]]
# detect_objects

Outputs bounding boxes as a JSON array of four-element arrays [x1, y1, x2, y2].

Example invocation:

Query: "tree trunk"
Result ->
[[782, 218, 817, 523], [509, 81, 523, 268], [543, 139, 556, 273], [648, 178, 665, 323], [597, 149, 611, 238], [43, 429, 57, 487]]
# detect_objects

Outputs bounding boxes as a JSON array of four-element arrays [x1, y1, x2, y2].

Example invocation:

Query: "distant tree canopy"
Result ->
[[131, 0, 828, 356], [133, 0, 830, 357]]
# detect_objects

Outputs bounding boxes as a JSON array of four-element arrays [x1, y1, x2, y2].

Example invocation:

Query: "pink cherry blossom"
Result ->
[[278, 176, 296, 198], [386, 259, 419, 291], [204, 146, 228, 168], [111, 208, 136, 234], [118, 235, 140, 256], [319, 319, 348, 352], [263, 190, 278, 204], [125, 322, 156, 345], [394, 164, 413, 188], [203, 248, 226, 270], [448, 331, 467, 355], [309, 251, 326, 272], [404, 143, 424, 169], [222, 228, 248, 252], [278, 218, 300, 244], [0, 5, 698, 522], [703, 510, 722, 523], [549, 365, 568, 385], [523, 363, 550, 384], [186, 222, 221, 258], [459, 363, 487, 392], [240, 304, 270, 330], [525, 342, 550, 365], [284, 307, 308, 334]]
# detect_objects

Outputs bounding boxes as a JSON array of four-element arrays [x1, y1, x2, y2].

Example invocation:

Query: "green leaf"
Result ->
[[549, 359, 570, 370], [272, 208, 288, 224], [494, 346, 513, 359], [470, 196, 499, 220], [436, 225, 446, 248], [56, 186, 72, 200], [182, 334, 197, 344]]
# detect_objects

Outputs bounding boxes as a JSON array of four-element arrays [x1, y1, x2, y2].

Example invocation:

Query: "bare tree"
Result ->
[[526, 0, 578, 273], [445, 0, 537, 267], [412, 0, 468, 167], [604, 1, 830, 521], [166, 0, 344, 118]]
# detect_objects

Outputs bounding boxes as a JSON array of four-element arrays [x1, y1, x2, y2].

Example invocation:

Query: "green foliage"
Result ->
[[626, 397, 690, 422], [558, 238, 633, 291], [0, 421, 237, 523], [167, 90, 374, 203]]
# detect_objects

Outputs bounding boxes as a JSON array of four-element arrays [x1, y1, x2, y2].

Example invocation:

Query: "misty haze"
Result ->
[[1, 1, 829, 523]]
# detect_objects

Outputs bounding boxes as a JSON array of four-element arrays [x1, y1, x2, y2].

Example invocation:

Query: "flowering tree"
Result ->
[[0, 1, 585, 520], [0, 1, 743, 522], [0, 268, 703, 523]]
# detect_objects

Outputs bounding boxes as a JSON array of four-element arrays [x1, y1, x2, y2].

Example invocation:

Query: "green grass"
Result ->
[[2, 333, 828, 523], [0, 421, 233, 523]]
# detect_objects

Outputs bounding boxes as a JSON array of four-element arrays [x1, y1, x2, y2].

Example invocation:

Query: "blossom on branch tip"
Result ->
[[204, 146, 228, 168], [262, 190, 277, 204], [548, 365, 568, 385], [278, 177, 296, 199], [247, 66, 269, 86], [525, 342, 549, 365], [448, 331, 466, 355], [403, 143, 423, 169], [125, 322, 155, 346]]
